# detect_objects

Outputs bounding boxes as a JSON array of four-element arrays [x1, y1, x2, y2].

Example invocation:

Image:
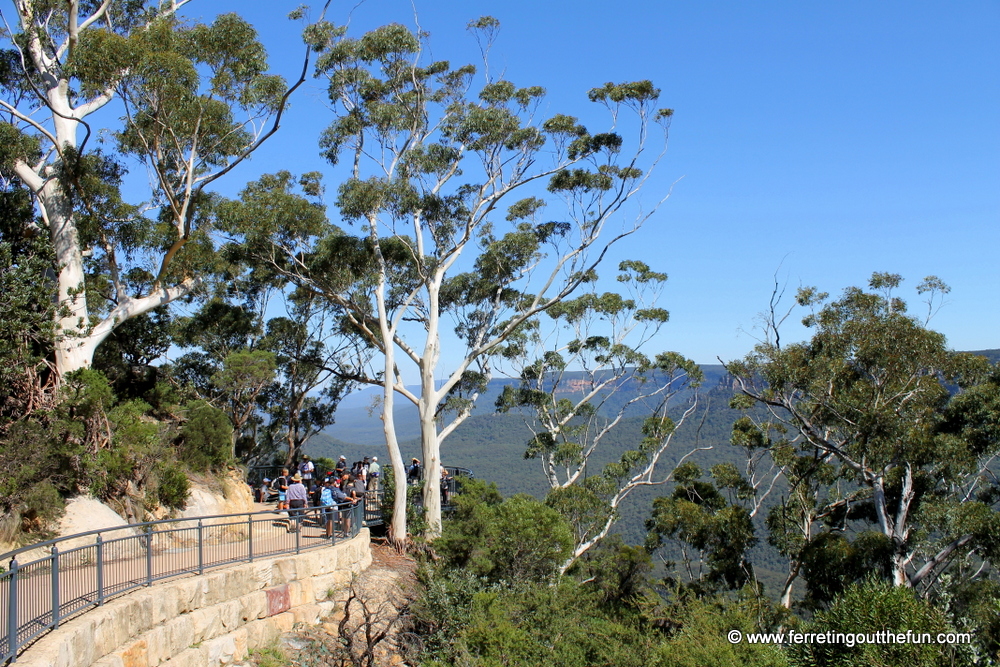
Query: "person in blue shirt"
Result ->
[[319, 477, 336, 538]]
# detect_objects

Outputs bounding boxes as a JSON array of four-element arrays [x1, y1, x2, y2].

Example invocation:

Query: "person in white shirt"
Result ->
[[299, 455, 314, 480]]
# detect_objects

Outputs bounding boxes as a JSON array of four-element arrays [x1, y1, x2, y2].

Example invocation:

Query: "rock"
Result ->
[[8, 496, 136, 566], [59, 495, 132, 537], [177, 470, 254, 522]]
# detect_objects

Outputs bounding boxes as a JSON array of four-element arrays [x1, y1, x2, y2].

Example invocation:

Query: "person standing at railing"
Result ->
[[350, 473, 367, 501], [319, 477, 336, 538], [331, 477, 355, 535], [367, 456, 381, 491], [407, 458, 422, 485], [298, 455, 315, 486], [274, 468, 291, 512], [286, 473, 308, 533], [440, 466, 453, 504]]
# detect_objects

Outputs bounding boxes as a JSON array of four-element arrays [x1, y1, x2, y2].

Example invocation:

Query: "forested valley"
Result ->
[[1, 2, 998, 665]]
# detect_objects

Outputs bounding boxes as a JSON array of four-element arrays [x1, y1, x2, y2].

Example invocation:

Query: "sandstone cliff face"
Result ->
[[1, 470, 255, 560], [176, 470, 255, 520], [0, 495, 136, 564]]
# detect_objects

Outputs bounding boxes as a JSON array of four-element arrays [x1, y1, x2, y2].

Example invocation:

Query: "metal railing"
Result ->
[[0, 501, 367, 664]]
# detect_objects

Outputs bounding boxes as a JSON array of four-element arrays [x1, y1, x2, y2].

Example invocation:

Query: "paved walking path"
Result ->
[[3, 505, 359, 659]]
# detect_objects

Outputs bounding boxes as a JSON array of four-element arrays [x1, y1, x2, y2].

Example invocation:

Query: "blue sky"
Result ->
[[183, 0, 1000, 367]]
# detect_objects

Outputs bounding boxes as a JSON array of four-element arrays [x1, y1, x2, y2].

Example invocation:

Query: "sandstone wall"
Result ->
[[15, 530, 372, 667]]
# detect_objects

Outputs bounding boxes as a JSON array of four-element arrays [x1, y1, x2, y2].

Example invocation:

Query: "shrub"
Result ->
[[178, 400, 232, 470], [436, 480, 573, 584], [155, 463, 190, 510], [789, 578, 959, 667]]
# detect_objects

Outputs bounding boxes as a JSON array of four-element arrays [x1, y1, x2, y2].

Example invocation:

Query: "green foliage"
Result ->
[[788, 579, 959, 667], [798, 532, 893, 611], [647, 464, 757, 593], [178, 400, 233, 471], [653, 594, 790, 667], [727, 273, 1000, 594], [379, 467, 428, 537], [18, 481, 65, 536], [0, 185, 54, 417], [937, 577, 1000, 663], [446, 584, 656, 667], [569, 534, 654, 609], [416, 570, 660, 667], [436, 479, 572, 583], [92, 309, 172, 400], [155, 463, 190, 510]]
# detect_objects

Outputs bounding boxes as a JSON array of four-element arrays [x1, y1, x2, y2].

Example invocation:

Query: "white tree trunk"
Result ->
[[419, 404, 442, 538], [382, 377, 408, 547]]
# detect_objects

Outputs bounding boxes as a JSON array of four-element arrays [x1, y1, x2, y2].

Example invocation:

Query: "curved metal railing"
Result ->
[[1, 465, 474, 663], [0, 502, 365, 664]]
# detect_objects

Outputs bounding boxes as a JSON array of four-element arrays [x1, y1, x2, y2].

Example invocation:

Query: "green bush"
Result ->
[[18, 480, 65, 535], [416, 575, 657, 667], [178, 400, 233, 471], [436, 480, 573, 584], [653, 593, 790, 667], [155, 463, 190, 510], [789, 579, 959, 667]]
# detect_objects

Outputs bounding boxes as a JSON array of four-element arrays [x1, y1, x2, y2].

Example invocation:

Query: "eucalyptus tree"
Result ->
[[0, 0, 315, 377], [242, 18, 677, 539], [726, 273, 1000, 594], [257, 296, 355, 469], [495, 260, 703, 571]]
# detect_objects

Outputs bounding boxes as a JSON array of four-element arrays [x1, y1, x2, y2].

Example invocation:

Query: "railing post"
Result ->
[[7, 558, 18, 662], [145, 524, 153, 586], [197, 520, 204, 575], [96, 535, 104, 606], [295, 516, 301, 554], [50, 547, 60, 629], [247, 515, 253, 562]]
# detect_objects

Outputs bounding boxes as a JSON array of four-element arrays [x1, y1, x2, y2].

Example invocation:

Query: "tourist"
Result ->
[[367, 456, 381, 491], [274, 468, 290, 511], [440, 466, 453, 504], [335, 455, 347, 475], [331, 478, 356, 534], [319, 477, 336, 538], [286, 473, 308, 533], [298, 455, 315, 486], [406, 458, 422, 484]]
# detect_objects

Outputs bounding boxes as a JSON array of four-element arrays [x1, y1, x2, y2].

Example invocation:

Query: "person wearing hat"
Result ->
[[367, 456, 381, 491], [406, 458, 422, 485], [286, 473, 308, 532], [335, 456, 347, 475]]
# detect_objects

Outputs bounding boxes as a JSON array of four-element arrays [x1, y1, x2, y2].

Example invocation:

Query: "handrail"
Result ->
[[1, 468, 470, 664], [0, 501, 368, 664]]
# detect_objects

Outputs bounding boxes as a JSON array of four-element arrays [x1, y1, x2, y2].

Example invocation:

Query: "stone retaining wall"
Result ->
[[16, 530, 372, 667]]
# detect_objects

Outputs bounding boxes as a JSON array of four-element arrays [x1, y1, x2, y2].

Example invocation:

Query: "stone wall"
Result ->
[[16, 530, 372, 667]]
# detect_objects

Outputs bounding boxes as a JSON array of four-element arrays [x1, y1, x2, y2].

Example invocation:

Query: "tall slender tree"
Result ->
[[496, 260, 704, 570], [234, 18, 678, 540]]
